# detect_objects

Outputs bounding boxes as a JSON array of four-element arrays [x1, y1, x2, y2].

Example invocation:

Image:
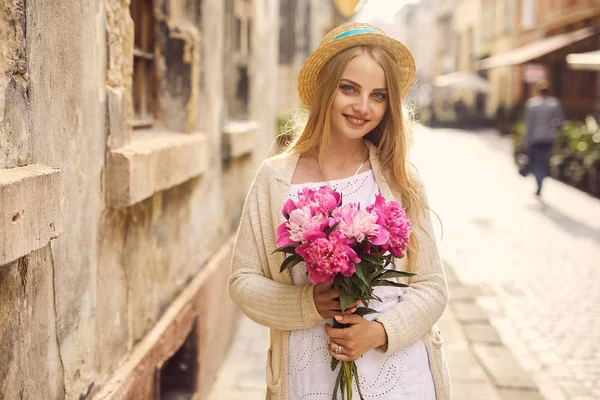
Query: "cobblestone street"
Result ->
[[412, 125, 600, 400]]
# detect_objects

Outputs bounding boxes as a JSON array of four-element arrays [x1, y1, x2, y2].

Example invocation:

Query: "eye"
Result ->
[[372, 92, 387, 101], [340, 84, 355, 93]]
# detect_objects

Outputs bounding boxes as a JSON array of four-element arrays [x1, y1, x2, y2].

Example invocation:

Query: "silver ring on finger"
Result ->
[[335, 344, 342, 355]]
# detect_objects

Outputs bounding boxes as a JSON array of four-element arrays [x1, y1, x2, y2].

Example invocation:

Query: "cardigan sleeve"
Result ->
[[228, 161, 323, 331], [374, 173, 449, 354]]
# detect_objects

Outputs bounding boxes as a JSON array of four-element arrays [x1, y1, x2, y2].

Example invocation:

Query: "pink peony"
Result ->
[[295, 232, 360, 284], [332, 204, 386, 244], [296, 186, 341, 214], [367, 194, 411, 257], [282, 198, 298, 219], [276, 206, 328, 247]]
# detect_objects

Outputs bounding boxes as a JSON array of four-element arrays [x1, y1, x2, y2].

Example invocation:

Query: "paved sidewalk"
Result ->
[[206, 313, 268, 400], [442, 261, 543, 400], [411, 125, 600, 400], [207, 259, 542, 399]]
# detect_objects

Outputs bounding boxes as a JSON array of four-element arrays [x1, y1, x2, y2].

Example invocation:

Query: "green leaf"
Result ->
[[327, 221, 341, 235], [379, 270, 416, 279], [355, 307, 378, 317], [354, 262, 370, 287], [368, 270, 380, 282], [331, 356, 340, 372], [344, 362, 352, 399], [372, 280, 408, 288], [333, 363, 342, 400], [271, 244, 299, 254], [279, 254, 302, 273], [333, 274, 345, 290], [360, 253, 384, 265], [340, 290, 358, 312], [355, 279, 371, 300], [352, 362, 365, 400]]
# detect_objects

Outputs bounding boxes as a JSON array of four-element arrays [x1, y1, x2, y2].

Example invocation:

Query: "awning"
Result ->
[[566, 50, 600, 71], [478, 27, 597, 70], [433, 71, 491, 93]]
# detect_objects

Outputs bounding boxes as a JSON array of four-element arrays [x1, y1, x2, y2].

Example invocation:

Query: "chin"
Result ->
[[344, 131, 370, 140], [345, 125, 375, 139]]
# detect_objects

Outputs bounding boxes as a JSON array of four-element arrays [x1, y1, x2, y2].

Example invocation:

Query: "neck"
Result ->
[[318, 138, 368, 169]]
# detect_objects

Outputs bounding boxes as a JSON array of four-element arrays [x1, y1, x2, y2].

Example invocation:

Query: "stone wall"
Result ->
[[0, 0, 279, 399]]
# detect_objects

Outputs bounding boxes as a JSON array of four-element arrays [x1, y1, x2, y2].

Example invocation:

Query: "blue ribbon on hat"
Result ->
[[332, 28, 380, 41]]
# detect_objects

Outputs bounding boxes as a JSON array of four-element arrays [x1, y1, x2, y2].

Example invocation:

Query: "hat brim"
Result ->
[[298, 33, 416, 108]]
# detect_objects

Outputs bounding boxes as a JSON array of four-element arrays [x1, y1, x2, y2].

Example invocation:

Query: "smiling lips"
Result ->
[[343, 114, 369, 127]]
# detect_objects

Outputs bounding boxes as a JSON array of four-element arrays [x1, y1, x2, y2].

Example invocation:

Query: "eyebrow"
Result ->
[[341, 78, 388, 92]]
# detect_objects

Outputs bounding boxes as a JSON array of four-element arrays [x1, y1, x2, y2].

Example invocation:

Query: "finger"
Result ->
[[341, 307, 357, 315], [324, 288, 341, 299], [327, 345, 357, 362], [334, 314, 364, 325], [328, 300, 343, 310], [327, 342, 345, 356], [327, 338, 350, 348], [324, 325, 347, 340]]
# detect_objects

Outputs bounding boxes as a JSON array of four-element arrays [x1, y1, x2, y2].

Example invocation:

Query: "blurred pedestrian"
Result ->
[[229, 22, 450, 400], [525, 82, 564, 196]]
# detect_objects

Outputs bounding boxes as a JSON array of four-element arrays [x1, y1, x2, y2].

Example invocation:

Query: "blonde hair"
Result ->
[[282, 45, 431, 271]]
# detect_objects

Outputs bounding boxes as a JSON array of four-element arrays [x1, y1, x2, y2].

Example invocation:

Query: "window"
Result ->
[[186, 0, 202, 24], [521, 0, 535, 30], [130, 0, 157, 129], [225, 0, 253, 120], [279, 0, 297, 65], [482, 3, 493, 40], [504, 0, 514, 34], [580, 71, 596, 98]]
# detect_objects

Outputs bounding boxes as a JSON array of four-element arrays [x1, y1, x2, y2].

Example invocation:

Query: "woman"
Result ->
[[229, 23, 450, 400]]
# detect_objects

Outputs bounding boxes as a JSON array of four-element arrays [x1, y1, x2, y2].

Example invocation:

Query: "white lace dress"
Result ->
[[287, 170, 435, 400]]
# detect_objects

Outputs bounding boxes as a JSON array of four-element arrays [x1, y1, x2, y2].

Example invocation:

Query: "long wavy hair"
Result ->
[[281, 45, 431, 271]]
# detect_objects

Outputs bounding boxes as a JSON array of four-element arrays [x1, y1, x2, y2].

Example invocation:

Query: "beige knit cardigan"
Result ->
[[229, 141, 451, 399]]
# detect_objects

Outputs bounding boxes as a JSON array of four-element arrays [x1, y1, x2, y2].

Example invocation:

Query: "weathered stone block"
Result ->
[[1, 79, 32, 169], [106, 131, 210, 208], [0, 247, 65, 399], [106, 86, 129, 149], [463, 322, 502, 344], [498, 388, 544, 400], [472, 344, 538, 390], [95, 208, 130, 378], [222, 120, 259, 161], [451, 301, 489, 323], [0, 164, 63, 265], [448, 285, 483, 302], [452, 382, 503, 400], [92, 241, 239, 400]]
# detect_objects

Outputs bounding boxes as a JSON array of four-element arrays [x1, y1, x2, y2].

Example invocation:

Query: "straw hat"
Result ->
[[298, 22, 416, 108]]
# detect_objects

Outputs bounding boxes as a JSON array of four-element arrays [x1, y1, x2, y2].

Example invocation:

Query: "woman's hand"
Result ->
[[314, 283, 360, 319], [324, 314, 388, 361]]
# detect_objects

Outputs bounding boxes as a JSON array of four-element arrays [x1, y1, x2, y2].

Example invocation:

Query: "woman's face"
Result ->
[[329, 51, 388, 142]]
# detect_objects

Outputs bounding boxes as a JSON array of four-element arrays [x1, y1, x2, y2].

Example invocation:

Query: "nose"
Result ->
[[352, 95, 369, 114]]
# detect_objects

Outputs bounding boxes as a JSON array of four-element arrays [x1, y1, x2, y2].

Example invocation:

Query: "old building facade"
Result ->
[[0, 0, 278, 399], [479, 0, 600, 118]]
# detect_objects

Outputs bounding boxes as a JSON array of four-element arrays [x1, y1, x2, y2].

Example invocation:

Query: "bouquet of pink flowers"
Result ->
[[274, 186, 414, 400]]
